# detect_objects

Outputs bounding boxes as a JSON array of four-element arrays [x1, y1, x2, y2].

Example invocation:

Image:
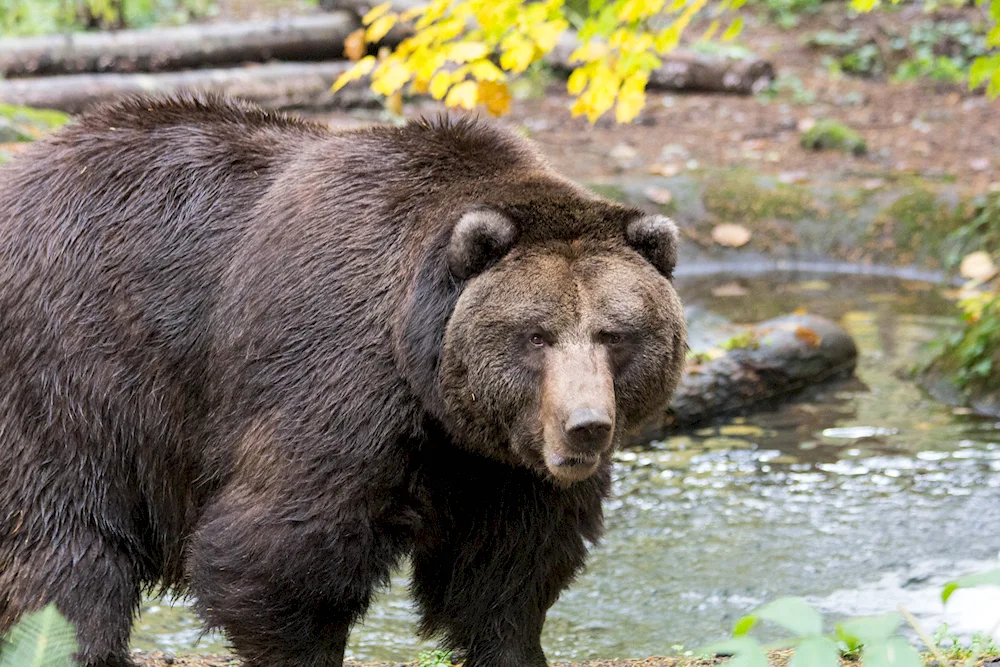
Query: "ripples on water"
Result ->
[[132, 274, 1000, 662]]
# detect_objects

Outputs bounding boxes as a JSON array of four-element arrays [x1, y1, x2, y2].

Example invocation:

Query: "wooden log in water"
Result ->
[[628, 313, 859, 441]]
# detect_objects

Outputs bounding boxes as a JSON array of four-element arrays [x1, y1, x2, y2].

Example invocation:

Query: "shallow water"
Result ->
[[131, 273, 1000, 662]]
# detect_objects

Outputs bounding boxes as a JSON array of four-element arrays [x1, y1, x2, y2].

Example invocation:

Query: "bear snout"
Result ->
[[563, 407, 613, 454], [540, 343, 616, 483]]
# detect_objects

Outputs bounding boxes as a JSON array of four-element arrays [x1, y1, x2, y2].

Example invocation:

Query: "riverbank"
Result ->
[[131, 649, 1000, 666]]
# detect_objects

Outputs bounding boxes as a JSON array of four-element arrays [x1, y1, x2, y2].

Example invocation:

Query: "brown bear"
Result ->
[[0, 94, 686, 667]]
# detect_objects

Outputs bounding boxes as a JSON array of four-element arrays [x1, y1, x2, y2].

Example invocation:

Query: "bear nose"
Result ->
[[564, 408, 613, 453]]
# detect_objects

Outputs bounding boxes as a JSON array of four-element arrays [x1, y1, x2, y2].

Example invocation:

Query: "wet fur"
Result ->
[[0, 94, 685, 667]]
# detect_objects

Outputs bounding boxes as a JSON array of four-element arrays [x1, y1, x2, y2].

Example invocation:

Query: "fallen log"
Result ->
[[627, 312, 858, 442], [0, 61, 377, 113], [0, 12, 363, 78], [548, 33, 775, 95]]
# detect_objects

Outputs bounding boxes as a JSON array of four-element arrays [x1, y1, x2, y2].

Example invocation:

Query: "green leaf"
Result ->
[[753, 597, 824, 637], [696, 637, 768, 667], [733, 614, 757, 636], [970, 54, 1000, 89], [942, 568, 1000, 603], [788, 637, 840, 667], [0, 604, 78, 667], [862, 637, 923, 667], [836, 613, 901, 645]]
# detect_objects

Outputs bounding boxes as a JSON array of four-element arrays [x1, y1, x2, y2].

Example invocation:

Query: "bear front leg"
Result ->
[[187, 486, 412, 667], [0, 529, 142, 667], [410, 460, 607, 667]]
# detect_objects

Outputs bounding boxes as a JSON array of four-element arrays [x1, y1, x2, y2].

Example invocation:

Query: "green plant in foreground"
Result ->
[[930, 292, 1000, 393], [699, 568, 1000, 667], [934, 624, 1000, 662], [800, 119, 867, 156], [0, 604, 78, 667], [417, 649, 455, 667]]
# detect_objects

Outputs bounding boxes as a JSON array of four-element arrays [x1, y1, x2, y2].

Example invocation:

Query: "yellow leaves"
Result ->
[[449, 41, 489, 63], [361, 2, 392, 25], [334, 0, 696, 124], [721, 16, 743, 40], [850, 0, 880, 11], [701, 20, 720, 41], [371, 59, 413, 96], [569, 40, 610, 64], [654, 24, 682, 52], [526, 19, 568, 53], [470, 59, 505, 81], [615, 71, 648, 123], [617, 0, 666, 21], [429, 71, 453, 99], [343, 28, 367, 61], [477, 80, 512, 116], [570, 62, 618, 123], [567, 68, 588, 95], [332, 55, 376, 92], [500, 35, 536, 73], [445, 80, 479, 109], [365, 14, 398, 43]]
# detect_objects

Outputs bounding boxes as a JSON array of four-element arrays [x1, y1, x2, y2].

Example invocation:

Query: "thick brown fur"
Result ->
[[0, 94, 686, 667]]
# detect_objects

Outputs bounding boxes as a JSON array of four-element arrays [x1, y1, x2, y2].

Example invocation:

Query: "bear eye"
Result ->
[[600, 331, 626, 347], [529, 333, 547, 348]]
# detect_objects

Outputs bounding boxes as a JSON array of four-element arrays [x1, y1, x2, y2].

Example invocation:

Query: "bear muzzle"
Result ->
[[540, 344, 616, 484]]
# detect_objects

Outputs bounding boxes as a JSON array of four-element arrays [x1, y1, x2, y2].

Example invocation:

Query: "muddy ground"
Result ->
[[307, 4, 1000, 192]]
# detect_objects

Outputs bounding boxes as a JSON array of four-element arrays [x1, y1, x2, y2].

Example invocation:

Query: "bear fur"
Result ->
[[0, 94, 686, 667]]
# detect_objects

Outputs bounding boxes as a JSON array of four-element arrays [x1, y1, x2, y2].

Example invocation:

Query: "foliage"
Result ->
[[923, 193, 1000, 394], [755, 73, 817, 104], [335, 0, 748, 123], [416, 649, 454, 667], [942, 193, 1000, 269], [0, 104, 71, 136], [702, 169, 816, 222], [800, 119, 867, 155], [0, 605, 78, 667], [811, 19, 992, 84], [929, 292, 1000, 391], [699, 568, 1000, 667], [747, 0, 822, 30], [0, 0, 216, 36], [337, 0, 1000, 121], [721, 330, 759, 350], [934, 624, 1000, 662]]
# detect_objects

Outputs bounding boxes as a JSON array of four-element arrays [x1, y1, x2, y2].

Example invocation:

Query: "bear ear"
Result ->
[[626, 214, 679, 279], [447, 208, 517, 280]]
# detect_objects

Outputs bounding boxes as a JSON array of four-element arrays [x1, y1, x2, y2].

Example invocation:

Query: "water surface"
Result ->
[[132, 273, 1000, 661]]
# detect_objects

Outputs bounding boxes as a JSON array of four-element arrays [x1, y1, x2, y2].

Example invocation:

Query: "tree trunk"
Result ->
[[0, 12, 363, 78], [0, 61, 377, 114]]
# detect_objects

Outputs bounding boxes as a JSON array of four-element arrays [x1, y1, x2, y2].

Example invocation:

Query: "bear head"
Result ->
[[435, 177, 686, 486]]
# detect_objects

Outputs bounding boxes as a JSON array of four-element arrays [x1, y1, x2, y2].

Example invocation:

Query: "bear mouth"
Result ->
[[548, 452, 599, 467], [543, 450, 601, 483]]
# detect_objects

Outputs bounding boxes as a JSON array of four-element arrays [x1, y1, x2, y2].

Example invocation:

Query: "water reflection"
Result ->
[[132, 274, 1000, 662]]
